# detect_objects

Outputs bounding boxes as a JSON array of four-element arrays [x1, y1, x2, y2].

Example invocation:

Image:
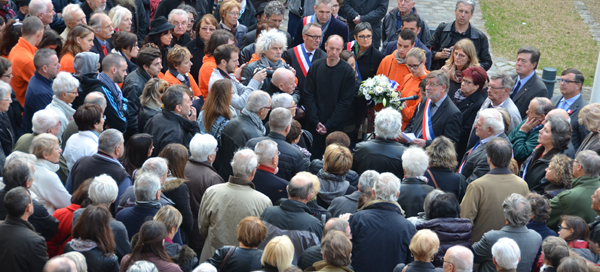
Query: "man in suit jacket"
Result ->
[[403, 70, 462, 147], [458, 108, 507, 184], [81, 0, 114, 22], [89, 13, 114, 64], [292, 0, 349, 51], [550, 68, 589, 150], [460, 137, 530, 243], [510, 46, 548, 119], [473, 194, 542, 272], [251, 139, 289, 204]]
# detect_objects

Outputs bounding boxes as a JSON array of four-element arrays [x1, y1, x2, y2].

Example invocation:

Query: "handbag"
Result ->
[[218, 246, 236, 272], [427, 169, 439, 189]]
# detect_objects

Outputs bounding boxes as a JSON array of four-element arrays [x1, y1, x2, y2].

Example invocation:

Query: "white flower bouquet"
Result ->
[[357, 75, 401, 108]]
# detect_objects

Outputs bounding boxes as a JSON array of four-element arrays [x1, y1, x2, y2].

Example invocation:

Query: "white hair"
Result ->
[[193, 263, 217, 272], [478, 108, 504, 134], [109, 5, 132, 29], [126, 260, 158, 272], [89, 174, 119, 205], [492, 238, 520, 270], [255, 139, 278, 165], [29, 0, 51, 17], [0, 81, 12, 99], [245, 90, 270, 113], [32, 109, 59, 134], [134, 173, 161, 201], [52, 72, 80, 97], [168, 8, 189, 21], [189, 134, 218, 162], [358, 170, 379, 192], [271, 93, 293, 109], [139, 157, 169, 178], [231, 149, 258, 179], [255, 29, 287, 57], [374, 107, 402, 140], [374, 172, 401, 202], [268, 108, 292, 132], [401, 146, 429, 177], [62, 4, 83, 25], [98, 129, 123, 153]]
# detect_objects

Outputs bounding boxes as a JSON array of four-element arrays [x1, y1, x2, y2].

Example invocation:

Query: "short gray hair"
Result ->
[[134, 173, 161, 201], [490, 73, 514, 90], [0, 81, 12, 99], [269, 108, 292, 132], [126, 260, 159, 272], [478, 108, 504, 134], [264, 1, 285, 18], [534, 97, 554, 115], [88, 13, 107, 32], [98, 129, 123, 153], [358, 170, 379, 192], [288, 172, 314, 199], [245, 90, 270, 113], [62, 4, 83, 25], [401, 146, 429, 177], [52, 72, 80, 96], [255, 29, 287, 57], [3, 156, 35, 190], [271, 93, 293, 109], [88, 174, 119, 205], [354, 22, 372, 34], [168, 8, 188, 21], [374, 172, 400, 202], [445, 245, 474, 272], [425, 70, 449, 92], [189, 134, 218, 162], [255, 139, 278, 165], [193, 263, 217, 272], [576, 150, 600, 178], [502, 193, 531, 227], [546, 115, 572, 151], [423, 189, 445, 218], [84, 91, 107, 109], [542, 236, 570, 268], [109, 5, 132, 30], [302, 22, 322, 35], [139, 157, 169, 178], [29, 0, 51, 17], [33, 48, 57, 71], [374, 107, 402, 140], [32, 109, 59, 134], [455, 0, 475, 13], [491, 238, 520, 270], [231, 149, 258, 179]]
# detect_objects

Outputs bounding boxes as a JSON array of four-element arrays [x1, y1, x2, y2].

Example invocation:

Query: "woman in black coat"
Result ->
[[347, 22, 384, 82], [186, 14, 219, 83], [453, 66, 487, 160], [424, 136, 468, 202]]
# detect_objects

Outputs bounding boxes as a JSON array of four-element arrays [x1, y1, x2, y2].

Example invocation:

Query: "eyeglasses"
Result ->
[[1, 73, 10, 78], [488, 85, 505, 90], [288, 104, 298, 109], [227, 11, 240, 17], [102, 115, 107, 120], [407, 62, 423, 70], [67, 90, 79, 95], [172, 22, 187, 27], [557, 78, 579, 85], [261, 106, 273, 110], [357, 35, 372, 40], [201, 27, 216, 32], [425, 83, 443, 88], [558, 225, 572, 231], [441, 257, 453, 265], [305, 34, 322, 40], [462, 79, 474, 85], [1, 97, 11, 101]]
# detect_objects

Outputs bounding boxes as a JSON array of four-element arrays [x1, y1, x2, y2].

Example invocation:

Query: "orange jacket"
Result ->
[[198, 55, 216, 99], [163, 70, 201, 98], [376, 50, 411, 86], [59, 52, 75, 74], [8, 37, 37, 106], [399, 71, 429, 130]]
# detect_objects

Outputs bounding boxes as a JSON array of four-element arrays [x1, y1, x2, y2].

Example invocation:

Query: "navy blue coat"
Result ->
[[252, 168, 289, 205], [292, 15, 349, 51], [22, 72, 54, 133], [115, 204, 160, 241]]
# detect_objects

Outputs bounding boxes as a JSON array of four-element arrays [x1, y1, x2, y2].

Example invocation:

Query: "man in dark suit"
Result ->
[[403, 70, 462, 147], [81, 0, 114, 22], [458, 108, 507, 184], [89, 13, 114, 64], [240, 1, 292, 48], [292, 0, 349, 51], [510, 46, 548, 119], [283, 22, 326, 113], [251, 139, 289, 204], [550, 68, 589, 150]]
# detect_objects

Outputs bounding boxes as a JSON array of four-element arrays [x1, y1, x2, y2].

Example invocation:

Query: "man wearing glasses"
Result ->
[[168, 9, 191, 46], [551, 68, 589, 150], [376, 29, 415, 84], [442, 246, 474, 272], [291, 0, 349, 51]]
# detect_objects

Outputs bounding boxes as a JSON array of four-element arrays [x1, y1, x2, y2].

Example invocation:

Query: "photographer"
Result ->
[[242, 29, 297, 92]]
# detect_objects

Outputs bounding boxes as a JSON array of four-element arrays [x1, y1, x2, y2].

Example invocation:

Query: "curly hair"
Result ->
[[426, 136, 457, 170], [548, 154, 573, 188], [526, 193, 551, 223], [255, 28, 287, 57]]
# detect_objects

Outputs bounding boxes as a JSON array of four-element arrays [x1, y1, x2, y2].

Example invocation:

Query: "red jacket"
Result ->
[[46, 203, 81, 257]]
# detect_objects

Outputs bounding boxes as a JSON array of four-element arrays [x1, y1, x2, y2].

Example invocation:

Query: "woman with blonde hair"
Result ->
[[138, 78, 169, 133], [399, 47, 429, 130], [109, 5, 133, 33], [424, 136, 467, 201], [394, 229, 440, 272], [577, 103, 600, 154], [198, 79, 234, 140], [60, 24, 95, 73], [440, 38, 480, 98], [259, 236, 294, 272], [317, 144, 357, 209], [30, 133, 70, 214], [218, 0, 247, 48], [163, 45, 201, 98]]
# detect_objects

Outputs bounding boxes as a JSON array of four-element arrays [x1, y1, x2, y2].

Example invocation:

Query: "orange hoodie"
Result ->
[[8, 37, 37, 106], [59, 52, 75, 74], [198, 55, 216, 99], [399, 71, 429, 130], [163, 70, 201, 98], [376, 50, 411, 86]]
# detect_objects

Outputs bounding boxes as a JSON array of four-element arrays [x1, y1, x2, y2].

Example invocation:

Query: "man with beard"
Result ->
[[81, 0, 113, 22]]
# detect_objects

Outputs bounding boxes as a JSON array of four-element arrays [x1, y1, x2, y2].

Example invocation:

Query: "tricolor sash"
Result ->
[[293, 44, 312, 77], [458, 140, 480, 174], [421, 98, 435, 141], [302, 15, 315, 26], [346, 40, 355, 51]]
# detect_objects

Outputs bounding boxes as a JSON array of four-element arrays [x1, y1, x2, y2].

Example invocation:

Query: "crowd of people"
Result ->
[[0, 0, 599, 271]]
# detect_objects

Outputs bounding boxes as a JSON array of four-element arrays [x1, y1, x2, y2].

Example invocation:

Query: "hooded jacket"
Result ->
[[144, 109, 200, 156], [64, 239, 120, 272], [80, 73, 127, 133], [316, 169, 356, 209]]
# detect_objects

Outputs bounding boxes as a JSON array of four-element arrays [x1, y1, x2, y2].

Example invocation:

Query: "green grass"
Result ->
[[480, 0, 599, 86]]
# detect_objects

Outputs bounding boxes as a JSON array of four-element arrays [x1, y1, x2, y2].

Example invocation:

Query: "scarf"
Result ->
[[0, 3, 16, 21], [453, 88, 467, 105], [97, 72, 124, 110], [168, 67, 191, 87], [135, 199, 162, 209], [241, 108, 266, 134], [394, 50, 407, 64], [69, 239, 98, 252], [51, 95, 76, 120], [256, 55, 287, 70]]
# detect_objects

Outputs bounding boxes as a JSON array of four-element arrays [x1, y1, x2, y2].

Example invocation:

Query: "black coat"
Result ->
[[397, 178, 435, 217], [511, 73, 548, 119], [350, 43, 384, 81], [352, 138, 406, 179], [519, 147, 563, 193], [122, 68, 153, 140], [282, 46, 326, 106], [239, 43, 255, 65], [551, 94, 589, 150], [64, 241, 120, 272], [114, 0, 148, 44], [0, 112, 15, 173], [138, 106, 159, 133], [426, 22, 492, 71], [80, 73, 128, 133], [0, 216, 48, 272], [341, 0, 388, 48], [327, 190, 361, 217], [246, 132, 307, 181], [261, 199, 324, 240], [455, 91, 485, 158], [404, 96, 463, 146], [589, 216, 600, 246], [0, 189, 59, 241], [416, 218, 473, 267], [144, 110, 200, 156], [206, 246, 263, 272], [217, 113, 264, 180], [186, 38, 205, 83], [162, 178, 194, 242], [292, 16, 349, 51], [251, 168, 289, 204], [90, 37, 114, 64], [424, 167, 468, 202]]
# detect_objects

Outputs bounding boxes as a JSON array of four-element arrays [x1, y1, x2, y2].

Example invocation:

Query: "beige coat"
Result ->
[[198, 176, 272, 262], [460, 167, 529, 243]]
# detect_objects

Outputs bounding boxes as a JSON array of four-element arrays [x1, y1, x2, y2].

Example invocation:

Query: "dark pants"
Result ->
[[288, 12, 301, 44]]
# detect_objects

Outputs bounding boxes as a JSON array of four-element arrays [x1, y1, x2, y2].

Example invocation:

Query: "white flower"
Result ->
[[375, 86, 384, 95], [391, 91, 398, 98], [365, 94, 372, 100]]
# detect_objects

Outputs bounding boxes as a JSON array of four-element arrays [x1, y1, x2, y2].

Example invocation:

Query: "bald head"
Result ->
[[324, 218, 351, 239], [84, 91, 107, 111], [287, 172, 315, 203], [272, 68, 296, 94], [43, 256, 77, 272], [546, 109, 570, 121], [445, 246, 474, 272]]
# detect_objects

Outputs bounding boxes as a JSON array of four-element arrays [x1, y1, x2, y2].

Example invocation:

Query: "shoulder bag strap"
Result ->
[[427, 169, 439, 189], [218, 246, 236, 271]]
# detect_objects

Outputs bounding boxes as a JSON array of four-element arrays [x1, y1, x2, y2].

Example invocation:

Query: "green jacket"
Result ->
[[547, 175, 600, 231], [508, 118, 543, 161]]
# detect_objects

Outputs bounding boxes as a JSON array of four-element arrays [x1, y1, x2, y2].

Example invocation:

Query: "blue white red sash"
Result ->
[[293, 44, 312, 77], [458, 140, 480, 174], [346, 40, 355, 51], [302, 15, 315, 27], [421, 98, 435, 141]]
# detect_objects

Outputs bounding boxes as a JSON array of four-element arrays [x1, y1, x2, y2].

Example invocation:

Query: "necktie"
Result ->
[[307, 52, 312, 61], [101, 45, 108, 56], [558, 99, 569, 110], [511, 81, 521, 99]]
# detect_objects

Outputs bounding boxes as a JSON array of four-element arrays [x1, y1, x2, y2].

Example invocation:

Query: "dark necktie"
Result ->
[[511, 81, 521, 99]]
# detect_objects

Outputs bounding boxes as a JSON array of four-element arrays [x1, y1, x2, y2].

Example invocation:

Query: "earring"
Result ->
[[77, 41, 80, 45]]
